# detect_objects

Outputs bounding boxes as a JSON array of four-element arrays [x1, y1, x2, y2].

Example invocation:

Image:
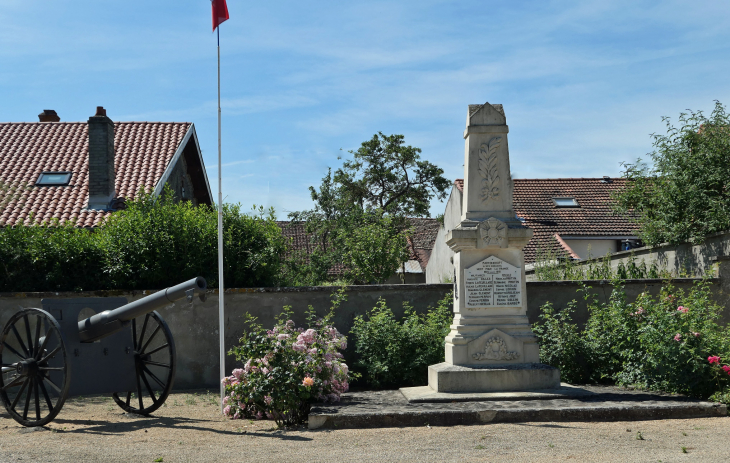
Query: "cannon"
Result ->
[[0, 277, 207, 426]]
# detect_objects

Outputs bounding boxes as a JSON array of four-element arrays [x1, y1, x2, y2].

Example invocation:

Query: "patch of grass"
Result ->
[[548, 443, 555, 448], [153, 458, 164, 462], [636, 431, 645, 441], [681, 447, 688, 454], [185, 395, 197, 406], [475, 445, 486, 450]]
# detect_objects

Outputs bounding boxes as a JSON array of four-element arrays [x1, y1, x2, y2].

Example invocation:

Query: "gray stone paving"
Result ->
[[308, 385, 727, 429]]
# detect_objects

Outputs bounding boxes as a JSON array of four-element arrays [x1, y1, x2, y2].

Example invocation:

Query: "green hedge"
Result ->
[[0, 189, 287, 292]]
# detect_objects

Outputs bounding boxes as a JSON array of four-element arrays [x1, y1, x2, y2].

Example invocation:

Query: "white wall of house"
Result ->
[[563, 239, 617, 260], [426, 187, 461, 283]]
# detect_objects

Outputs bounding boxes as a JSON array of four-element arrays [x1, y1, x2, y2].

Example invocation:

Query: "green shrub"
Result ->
[[0, 187, 287, 291], [351, 291, 453, 388], [531, 300, 592, 383], [533, 280, 730, 401], [0, 220, 105, 292], [100, 189, 218, 289]]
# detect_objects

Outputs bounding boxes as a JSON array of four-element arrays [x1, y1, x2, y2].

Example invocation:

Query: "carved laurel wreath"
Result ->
[[479, 217, 507, 247], [472, 336, 520, 361], [479, 137, 501, 203]]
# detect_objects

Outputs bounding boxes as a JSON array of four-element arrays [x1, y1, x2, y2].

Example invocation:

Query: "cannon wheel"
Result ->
[[112, 311, 176, 415], [0, 308, 70, 427]]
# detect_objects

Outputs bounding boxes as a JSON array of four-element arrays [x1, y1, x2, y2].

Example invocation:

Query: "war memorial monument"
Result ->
[[405, 102, 561, 398]]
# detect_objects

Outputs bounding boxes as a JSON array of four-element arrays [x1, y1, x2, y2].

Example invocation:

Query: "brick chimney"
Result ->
[[87, 106, 116, 210], [38, 110, 60, 122]]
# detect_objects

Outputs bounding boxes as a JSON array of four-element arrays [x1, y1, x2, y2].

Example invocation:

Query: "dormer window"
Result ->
[[553, 197, 579, 207], [36, 172, 72, 186]]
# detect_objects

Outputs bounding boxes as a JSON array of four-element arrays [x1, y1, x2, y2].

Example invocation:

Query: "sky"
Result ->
[[1, 1, 729, 218]]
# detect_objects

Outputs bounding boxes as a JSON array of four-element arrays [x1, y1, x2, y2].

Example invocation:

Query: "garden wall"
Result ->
[[2, 273, 727, 389], [526, 229, 730, 279]]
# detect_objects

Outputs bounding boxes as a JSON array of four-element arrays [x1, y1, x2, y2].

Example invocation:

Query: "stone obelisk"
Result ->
[[429, 103, 560, 393]]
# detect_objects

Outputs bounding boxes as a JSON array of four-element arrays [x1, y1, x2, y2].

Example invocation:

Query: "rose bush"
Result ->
[[534, 279, 730, 402], [223, 289, 356, 426]]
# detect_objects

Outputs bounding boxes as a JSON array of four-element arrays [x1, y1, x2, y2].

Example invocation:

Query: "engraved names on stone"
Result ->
[[464, 256, 521, 308]]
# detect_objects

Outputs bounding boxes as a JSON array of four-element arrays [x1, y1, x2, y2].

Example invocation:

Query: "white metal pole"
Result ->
[[217, 27, 226, 412]]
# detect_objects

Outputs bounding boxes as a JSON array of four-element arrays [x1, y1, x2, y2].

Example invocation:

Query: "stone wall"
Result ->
[[1, 276, 726, 389], [526, 230, 730, 280]]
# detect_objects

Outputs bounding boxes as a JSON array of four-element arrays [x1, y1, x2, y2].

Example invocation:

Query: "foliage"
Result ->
[[351, 291, 453, 388], [286, 133, 450, 285], [224, 289, 354, 426], [533, 280, 730, 402], [531, 300, 591, 383], [334, 132, 451, 217], [100, 188, 218, 289], [614, 101, 730, 246], [0, 219, 106, 292], [0, 187, 287, 291], [341, 214, 409, 284]]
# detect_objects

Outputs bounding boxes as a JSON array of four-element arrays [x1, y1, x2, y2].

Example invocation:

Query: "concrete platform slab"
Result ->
[[400, 383, 593, 403], [308, 385, 726, 430]]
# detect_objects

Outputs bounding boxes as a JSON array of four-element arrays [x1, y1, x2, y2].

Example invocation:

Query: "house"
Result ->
[[0, 107, 212, 227], [426, 178, 639, 283]]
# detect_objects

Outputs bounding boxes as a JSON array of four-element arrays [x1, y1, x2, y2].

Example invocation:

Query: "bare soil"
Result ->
[[1, 390, 729, 462]]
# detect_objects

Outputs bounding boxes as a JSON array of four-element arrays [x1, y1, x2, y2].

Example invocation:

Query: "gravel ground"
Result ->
[[1, 390, 730, 462]]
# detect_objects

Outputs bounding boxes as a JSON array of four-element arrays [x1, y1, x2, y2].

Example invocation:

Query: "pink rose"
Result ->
[[302, 376, 315, 387], [673, 333, 682, 342], [677, 306, 688, 314], [708, 356, 721, 364], [723, 365, 730, 375]]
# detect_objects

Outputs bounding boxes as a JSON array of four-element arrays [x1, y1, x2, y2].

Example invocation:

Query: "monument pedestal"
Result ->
[[428, 363, 560, 393], [405, 102, 559, 401]]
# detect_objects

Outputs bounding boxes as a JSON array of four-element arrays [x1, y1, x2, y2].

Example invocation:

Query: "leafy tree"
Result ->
[[288, 133, 450, 285], [342, 215, 409, 284], [335, 132, 451, 217], [615, 101, 730, 245]]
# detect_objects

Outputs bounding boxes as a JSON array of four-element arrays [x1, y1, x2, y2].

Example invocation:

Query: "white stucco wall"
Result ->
[[426, 187, 461, 283], [563, 239, 617, 260]]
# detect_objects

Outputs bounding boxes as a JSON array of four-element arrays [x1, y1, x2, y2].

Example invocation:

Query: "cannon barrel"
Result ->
[[77, 277, 207, 342]]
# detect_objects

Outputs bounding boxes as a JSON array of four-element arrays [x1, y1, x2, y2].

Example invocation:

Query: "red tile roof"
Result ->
[[406, 218, 439, 269], [0, 121, 192, 227], [455, 178, 638, 263], [513, 178, 638, 263]]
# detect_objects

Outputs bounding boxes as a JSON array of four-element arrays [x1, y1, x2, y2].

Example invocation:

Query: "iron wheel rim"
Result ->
[[0, 308, 70, 427], [112, 310, 176, 415]]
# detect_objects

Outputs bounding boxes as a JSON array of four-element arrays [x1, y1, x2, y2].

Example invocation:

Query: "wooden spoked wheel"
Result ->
[[0, 309, 70, 427], [112, 311, 176, 415]]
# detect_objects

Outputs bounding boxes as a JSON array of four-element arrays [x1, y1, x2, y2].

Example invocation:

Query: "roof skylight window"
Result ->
[[36, 172, 72, 186], [553, 197, 579, 207]]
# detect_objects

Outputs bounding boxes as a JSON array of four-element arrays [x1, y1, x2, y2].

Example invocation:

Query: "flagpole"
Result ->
[[217, 25, 226, 412]]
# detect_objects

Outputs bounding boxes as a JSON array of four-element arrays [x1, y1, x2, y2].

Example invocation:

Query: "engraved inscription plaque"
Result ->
[[464, 256, 521, 308]]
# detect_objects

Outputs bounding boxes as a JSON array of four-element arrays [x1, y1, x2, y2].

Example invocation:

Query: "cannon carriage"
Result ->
[[0, 277, 207, 427]]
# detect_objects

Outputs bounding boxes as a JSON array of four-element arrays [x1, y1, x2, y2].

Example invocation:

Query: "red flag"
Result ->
[[212, 0, 229, 32]]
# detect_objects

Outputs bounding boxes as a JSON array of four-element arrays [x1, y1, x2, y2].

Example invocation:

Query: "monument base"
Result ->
[[427, 362, 560, 393]]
